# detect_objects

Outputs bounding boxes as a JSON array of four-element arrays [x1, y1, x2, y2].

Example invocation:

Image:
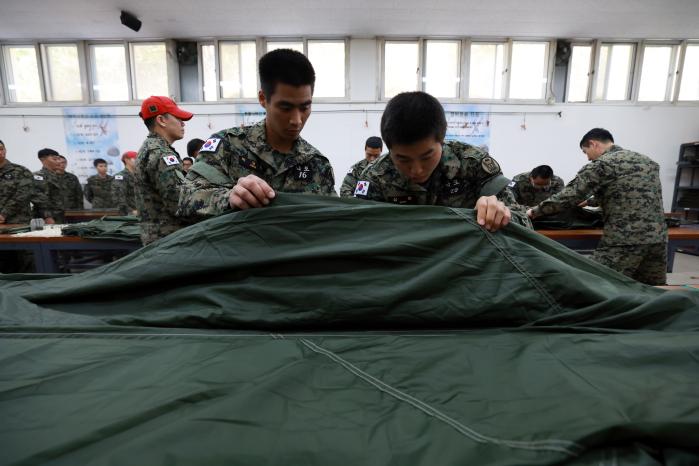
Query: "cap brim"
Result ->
[[171, 108, 193, 121]]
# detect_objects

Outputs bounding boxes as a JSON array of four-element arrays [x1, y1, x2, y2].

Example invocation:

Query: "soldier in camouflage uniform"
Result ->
[[510, 165, 565, 207], [0, 140, 34, 224], [354, 92, 530, 231], [112, 151, 138, 216], [178, 48, 336, 219], [32, 148, 65, 224], [135, 96, 194, 244], [340, 136, 383, 198], [55, 155, 84, 209], [84, 158, 114, 208], [528, 128, 668, 285]]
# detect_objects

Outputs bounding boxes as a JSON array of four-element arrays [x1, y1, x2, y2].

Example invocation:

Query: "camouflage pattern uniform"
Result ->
[[0, 161, 34, 224], [531, 145, 668, 285], [56, 171, 84, 209], [340, 158, 371, 198], [32, 167, 65, 223], [111, 169, 138, 216], [135, 132, 188, 245], [354, 140, 532, 228], [84, 175, 114, 208], [178, 119, 336, 219], [510, 171, 565, 207]]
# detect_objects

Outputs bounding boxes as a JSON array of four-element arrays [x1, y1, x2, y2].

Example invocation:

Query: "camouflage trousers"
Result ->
[[592, 242, 667, 286]]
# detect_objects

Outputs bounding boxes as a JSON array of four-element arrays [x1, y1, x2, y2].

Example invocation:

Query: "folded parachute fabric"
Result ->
[[60, 215, 141, 242], [1, 193, 698, 466]]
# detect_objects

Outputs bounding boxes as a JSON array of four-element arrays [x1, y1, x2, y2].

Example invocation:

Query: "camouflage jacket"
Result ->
[[111, 169, 138, 215], [0, 161, 34, 224], [510, 172, 565, 207], [135, 132, 188, 244], [355, 141, 531, 228], [340, 158, 371, 198], [56, 171, 84, 209], [178, 119, 336, 219], [84, 175, 114, 208], [32, 167, 64, 221], [532, 145, 667, 246]]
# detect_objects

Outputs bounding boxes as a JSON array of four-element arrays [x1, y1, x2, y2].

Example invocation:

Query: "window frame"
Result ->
[[421, 38, 463, 101], [128, 40, 178, 102], [215, 38, 261, 102], [635, 40, 682, 103], [39, 41, 88, 103], [506, 38, 555, 103], [674, 40, 699, 103], [1, 42, 46, 105], [380, 37, 422, 101], [564, 41, 595, 103], [464, 38, 509, 103], [86, 40, 134, 103], [590, 40, 639, 103]]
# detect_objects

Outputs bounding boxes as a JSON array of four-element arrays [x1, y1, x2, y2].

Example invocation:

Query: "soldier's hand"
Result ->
[[475, 195, 510, 232], [0, 214, 5, 224], [526, 209, 534, 218], [577, 200, 588, 207], [229, 174, 276, 210], [44, 217, 56, 225]]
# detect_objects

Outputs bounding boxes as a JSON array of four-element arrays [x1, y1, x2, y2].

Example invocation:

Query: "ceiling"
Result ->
[[1, 0, 698, 41]]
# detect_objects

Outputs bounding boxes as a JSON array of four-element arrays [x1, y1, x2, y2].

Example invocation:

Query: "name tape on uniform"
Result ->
[[115, 175, 124, 180]]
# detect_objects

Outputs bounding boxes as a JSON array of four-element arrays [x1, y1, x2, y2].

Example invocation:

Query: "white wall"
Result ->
[[1, 38, 698, 210]]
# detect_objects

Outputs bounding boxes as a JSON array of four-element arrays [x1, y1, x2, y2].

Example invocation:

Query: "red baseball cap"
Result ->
[[139, 96, 193, 121], [121, 151, 138, 162]]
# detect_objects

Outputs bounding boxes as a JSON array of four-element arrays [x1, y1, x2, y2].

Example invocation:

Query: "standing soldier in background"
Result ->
[[340, 136, 383, 197], [84, 158, 114, 208], [187, 138, 204, 161], [0, 140, 34, 225], [510, 165, 565, 207], [32, 148, 65, 224], [527, 128, 668, 285], [55, 155, 84, 209], [135, 96, 193, 244], [112, 151, 139, 216]]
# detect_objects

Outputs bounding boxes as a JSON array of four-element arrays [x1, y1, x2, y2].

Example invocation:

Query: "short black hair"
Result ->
[[187, 138, 205, 157], [0, 140, 4, 147], [530, 165, 554, 179], [144, 116, 157, 131], [37, 148, 59, 159], [259, 48, 315, 99], [58, 155, 67, 161], [182, 157, 194, 164], [380, 92, 447, 149], [580, 128, 614, 148], [365, 136, 383, 150], [93, 158, 107, 167]]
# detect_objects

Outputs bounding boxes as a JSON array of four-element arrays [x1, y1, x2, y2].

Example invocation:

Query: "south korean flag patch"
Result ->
[[163, 155, 180, 166], [354, 180, 370, 196], [33, 174, 44, 181], [199, 138, 221, 153]]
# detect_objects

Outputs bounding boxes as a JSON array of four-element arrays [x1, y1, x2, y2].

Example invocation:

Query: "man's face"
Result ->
[[47, 155, 62, 171], [389, 137, 443, 185], [530, 176, 551, 191], [96, 163, 108, 176], [365, 147, 382, 163], [259, 83, 312, 148], [158, 113, 185, 142], [182, 159, 193, 172], [124, 157, 135, 170], [0, 144, 6, 166], [56, 158, 67, 174]]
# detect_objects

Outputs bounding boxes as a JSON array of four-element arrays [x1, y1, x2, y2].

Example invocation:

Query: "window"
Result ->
[[468, 43, 505, 99], [3, 45, 42, 103], [509, 41, 549, 100], [266, 41, 303, 53], [383, 41, 419, 98], [424, 40, 460, 98], [219, 41, 257, 99], [201, 44, 217, 101], [89, 43, 129, 101], [678, 44, 699, 101], [42, 44, 83, 101], [594, 43, 636, 101], [566, 45, 592, 102], [131, 42, 169, 100], [638, 44, 678, 101], [307, 40, 345, 98]]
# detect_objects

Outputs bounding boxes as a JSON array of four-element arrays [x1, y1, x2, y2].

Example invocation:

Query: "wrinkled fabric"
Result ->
[[1, 194, 698, 466], [61, 216, 141, 242]]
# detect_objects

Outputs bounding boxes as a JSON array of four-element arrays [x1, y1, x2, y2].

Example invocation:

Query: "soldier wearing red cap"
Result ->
[[112, 151, 139, 216], [134, 96, 193, 244]]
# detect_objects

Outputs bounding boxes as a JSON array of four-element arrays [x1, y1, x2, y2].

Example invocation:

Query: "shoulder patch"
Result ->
[[354, 181, 370, 196], [162, 155, 180, 166], [200, 138, 221, 153], [507, 180, 516, 188], [33, 174, 44, 181], [481, 157, 500, 175], [114, 175, 124, 180]]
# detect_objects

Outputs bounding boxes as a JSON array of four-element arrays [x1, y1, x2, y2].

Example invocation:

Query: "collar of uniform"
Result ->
[[147, 132, 175, 151], [244, 119, 315, 171], [603, 144, 624, 156]]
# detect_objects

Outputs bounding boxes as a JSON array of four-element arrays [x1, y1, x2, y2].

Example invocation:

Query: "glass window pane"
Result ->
[[267, 42, 303, 53], [44, 44, 82, 101], [384, 41, 419, 98], [201, 44, 217, 101], [469, 43, 504, 99], [638, 46, 673, 101], [679, 44, 699, 101], [425, 40, 459, 98], [567, 45, 592, 102], [90, 44, 129, 101], [132, 43, 168, 100], [596, 43, 634, 101], [308, 41, 345, 98], [4, 46, 42, 102], [509, 41, 548, 100], [220, 41, 257, 99]]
